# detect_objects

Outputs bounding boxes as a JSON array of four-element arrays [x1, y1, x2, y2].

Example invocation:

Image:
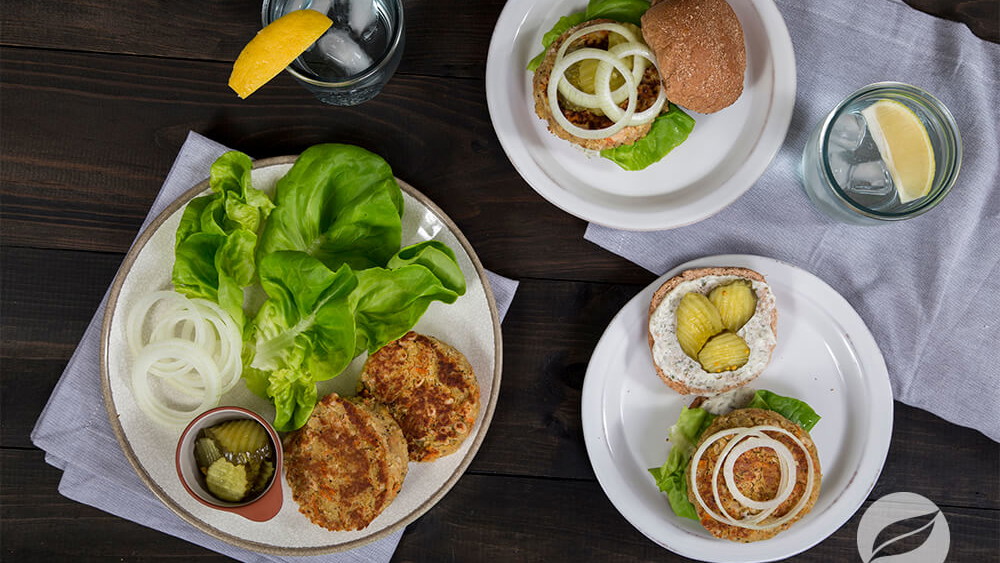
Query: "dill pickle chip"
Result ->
[[675, 292, 725, 360], [708, 280, 758, 332], [204, 419, 271, 465], [205, 458, 250, 502], [697, 331, 751, 373]]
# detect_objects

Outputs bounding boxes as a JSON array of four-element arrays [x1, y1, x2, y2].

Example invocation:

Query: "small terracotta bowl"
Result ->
[[175, 406, 284, 522]]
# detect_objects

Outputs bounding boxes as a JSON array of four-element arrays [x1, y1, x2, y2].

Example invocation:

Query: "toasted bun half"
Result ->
[[687, 408, 822, 542], [647, 267, 777, 395], [641, 0, 746, 113]]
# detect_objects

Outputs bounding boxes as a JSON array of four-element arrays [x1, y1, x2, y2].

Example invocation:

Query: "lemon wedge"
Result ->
[[229, 10, 333, 99], [860, 100, 936, 203]]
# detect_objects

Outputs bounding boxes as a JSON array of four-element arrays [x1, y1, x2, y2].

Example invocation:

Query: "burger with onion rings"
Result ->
[[649, 389, 823, 542]]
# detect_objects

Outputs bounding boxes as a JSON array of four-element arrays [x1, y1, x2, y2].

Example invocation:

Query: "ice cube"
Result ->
[[846, 160, 894, 196], [829, 111, 865, 152], [316, 28, 373, 76], [827, 148, 852, 187], [285, 0, 310, 11], [348, 0, 375, 35], [308, 0, 333, 16]]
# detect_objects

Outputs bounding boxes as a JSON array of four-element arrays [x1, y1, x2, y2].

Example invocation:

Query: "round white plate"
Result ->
[[581, 254, 893, 562], [486, 0, 796, 231], [101, 157, 502, 554]]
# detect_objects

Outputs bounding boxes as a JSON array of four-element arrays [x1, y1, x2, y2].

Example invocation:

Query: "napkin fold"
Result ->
[[31, 131, 520, 562], [586, 0, 1000, 441]]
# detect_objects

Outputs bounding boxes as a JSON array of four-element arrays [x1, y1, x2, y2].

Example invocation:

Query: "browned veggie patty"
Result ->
[[688, 408, 822, 542], [283, 393, 408, 531], [359, 331, 480, 462]]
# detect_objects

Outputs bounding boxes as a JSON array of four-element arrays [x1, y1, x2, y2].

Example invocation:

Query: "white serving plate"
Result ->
[[486, 0, 796, 230], [581, 254, 893, 562]]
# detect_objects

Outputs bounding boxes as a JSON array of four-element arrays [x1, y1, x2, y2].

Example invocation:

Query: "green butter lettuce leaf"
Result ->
[[258, 143, 404, 272], [172, 151, 274, 327], [747, 390, 822, 432], [649, 407, 716, 520], [246, 251, 358, 431], [249, 251, 358, 378], [266, 368, 319, 434], [351, 241, 467, 355], [650, 391, 821, 520], [526, 0, 650, 71], [600, 105, 695, 171]]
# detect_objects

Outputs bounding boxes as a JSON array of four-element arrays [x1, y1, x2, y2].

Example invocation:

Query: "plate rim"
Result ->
[[485, 0, 798, 231], [580, 253, 893, 561], [100, 155, 504, 554]]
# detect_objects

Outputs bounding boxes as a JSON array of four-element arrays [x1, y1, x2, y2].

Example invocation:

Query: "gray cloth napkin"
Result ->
[[586, 0, 1000, 441], [31, 131, 520, 562]]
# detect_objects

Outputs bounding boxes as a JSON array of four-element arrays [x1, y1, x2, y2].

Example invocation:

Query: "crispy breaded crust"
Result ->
[[647, 267, 777, 395], [359, 332, 480, 462], [532, 19, 656, 151], [283, 393, 408, 531], [687, 409, 822, 542], [641, 0, 746, 113]]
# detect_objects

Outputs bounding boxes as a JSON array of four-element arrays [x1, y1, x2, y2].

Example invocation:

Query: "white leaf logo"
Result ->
[[857, 492, 950, 563]]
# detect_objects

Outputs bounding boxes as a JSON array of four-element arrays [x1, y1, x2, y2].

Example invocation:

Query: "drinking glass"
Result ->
[[800, 82, 961, 225], [262, 0, 405, 106]]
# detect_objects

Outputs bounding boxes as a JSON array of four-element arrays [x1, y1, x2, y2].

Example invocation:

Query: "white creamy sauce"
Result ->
[[649, 275, 777, 395], [701, 387, 756, 415]]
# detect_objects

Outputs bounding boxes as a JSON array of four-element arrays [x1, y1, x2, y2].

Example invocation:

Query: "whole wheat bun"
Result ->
[[641, 0, 746, 114], [647, 267, 777, 395]]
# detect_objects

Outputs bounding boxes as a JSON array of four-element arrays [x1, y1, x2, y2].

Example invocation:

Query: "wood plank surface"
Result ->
[[2, 0, 998, 561]]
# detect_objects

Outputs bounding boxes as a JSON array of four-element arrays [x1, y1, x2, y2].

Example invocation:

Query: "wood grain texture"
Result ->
[[2, 0, 998, 560]]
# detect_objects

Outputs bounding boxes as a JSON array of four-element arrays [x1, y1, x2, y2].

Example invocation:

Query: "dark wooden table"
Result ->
[[2, 1, 998, 561]]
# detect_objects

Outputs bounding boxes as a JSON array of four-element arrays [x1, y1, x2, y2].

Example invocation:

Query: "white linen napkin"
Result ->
[[585, 0, 1000, 441], [31, 131, 520, 562]]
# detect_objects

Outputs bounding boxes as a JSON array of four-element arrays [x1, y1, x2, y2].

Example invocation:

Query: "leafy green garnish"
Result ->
[[172, 151, 274, 327], [649, 391, 821, 520], [178, 145, 467, 432], [257, 143, 404, 272], [526, 0, 650, 71], [649, 406, 716, 520], [600, 104, 695, 170], [747, 390, 822, 432]]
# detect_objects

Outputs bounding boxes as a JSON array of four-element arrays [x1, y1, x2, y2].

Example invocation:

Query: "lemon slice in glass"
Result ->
[[860, 100, 936, 203], [228, 10, 333, 99]]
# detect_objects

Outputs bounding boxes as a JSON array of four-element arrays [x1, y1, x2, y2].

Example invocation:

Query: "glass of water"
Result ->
[[262, 0, 404, 106], [800, 82, 962, 225]]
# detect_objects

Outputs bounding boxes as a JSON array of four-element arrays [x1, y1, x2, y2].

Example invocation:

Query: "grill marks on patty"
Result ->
[[283, 394, 408, 531]]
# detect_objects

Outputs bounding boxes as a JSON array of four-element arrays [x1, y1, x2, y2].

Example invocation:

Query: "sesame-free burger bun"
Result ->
[[641, 0, 746, 114]]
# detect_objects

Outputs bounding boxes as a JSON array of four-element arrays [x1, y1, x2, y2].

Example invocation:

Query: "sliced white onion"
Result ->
[[555, 22, 644, 108], [689, 425, 817, 531], [131, 339, 222, 427], [545, 21, 666, 140], [548, 48, 637, 140], [125, 290, 243, 426], [595, 43, 666, 125]]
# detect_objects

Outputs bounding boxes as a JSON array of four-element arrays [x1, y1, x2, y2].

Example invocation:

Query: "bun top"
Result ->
[[641, 0, 746, 114]]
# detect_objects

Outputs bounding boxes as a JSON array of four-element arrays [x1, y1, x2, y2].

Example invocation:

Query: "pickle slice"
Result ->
[[204, 458, 250, 502], [675, 292, 725, 360], [709, 280, 757, 332], [204, 419, 272, 465], [698, 331, 751, 373], [194, 437, 223, 473]]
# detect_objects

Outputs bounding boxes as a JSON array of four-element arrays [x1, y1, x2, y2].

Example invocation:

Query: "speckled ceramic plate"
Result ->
[[582, 254, 893, 562], [101, 156, 502, 554]]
